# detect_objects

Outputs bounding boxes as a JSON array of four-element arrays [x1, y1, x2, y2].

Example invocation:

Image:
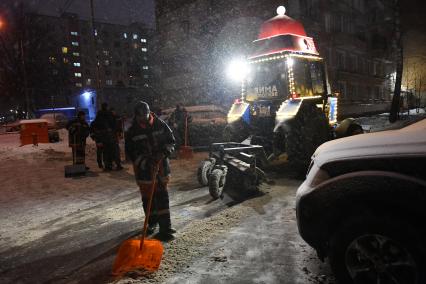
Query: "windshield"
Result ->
[[292, 57, 326, 97], [245, 59, 289, 102]]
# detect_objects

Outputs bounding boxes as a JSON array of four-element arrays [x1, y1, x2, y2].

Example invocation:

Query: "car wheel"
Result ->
[[329, 215, 425, 284], [197, 160, 213, 186], [208, 169, 226, 199]]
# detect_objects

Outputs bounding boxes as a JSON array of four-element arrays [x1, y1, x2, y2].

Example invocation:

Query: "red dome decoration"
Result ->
[[258, 15, 307, 40]]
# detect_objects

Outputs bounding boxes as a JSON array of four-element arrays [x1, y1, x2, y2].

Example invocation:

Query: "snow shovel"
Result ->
[[112, 163, 164, 276], [64, 134, 86, 178], [178, 113, 193, 159]]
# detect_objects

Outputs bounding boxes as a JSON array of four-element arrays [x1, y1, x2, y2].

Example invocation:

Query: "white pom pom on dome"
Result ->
[[277, 6, 286, 16]]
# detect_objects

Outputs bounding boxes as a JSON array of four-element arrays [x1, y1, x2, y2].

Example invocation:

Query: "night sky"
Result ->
[[0, 0, 155, 27]]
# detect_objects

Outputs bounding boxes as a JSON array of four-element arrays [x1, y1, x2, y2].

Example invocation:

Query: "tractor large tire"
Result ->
[[285, 102, 330, 173], [223, 122, 249, 143], [209, 169, 226, 199], [197, 160, 213, 186]]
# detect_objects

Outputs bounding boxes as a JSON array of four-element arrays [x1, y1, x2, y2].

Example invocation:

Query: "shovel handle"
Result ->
[[140, 161, 160, 250]]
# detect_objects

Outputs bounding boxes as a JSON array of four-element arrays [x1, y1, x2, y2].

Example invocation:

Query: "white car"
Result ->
[[40, 113, 68, 129], [296, 118, 426, 284]]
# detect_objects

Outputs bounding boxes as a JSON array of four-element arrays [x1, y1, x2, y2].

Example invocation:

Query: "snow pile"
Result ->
[[355, 107, 426, 133], [0, 128, 96, 161]]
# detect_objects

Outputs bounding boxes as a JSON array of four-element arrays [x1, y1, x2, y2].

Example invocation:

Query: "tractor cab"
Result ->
[[227, 6, 337, 128], [225, 6, 338, 163]]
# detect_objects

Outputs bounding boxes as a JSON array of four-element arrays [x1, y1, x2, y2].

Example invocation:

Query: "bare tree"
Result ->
[[0, 7, 61, 115]]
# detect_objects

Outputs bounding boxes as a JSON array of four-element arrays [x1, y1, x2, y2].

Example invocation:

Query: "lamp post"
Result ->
[[389, 0, 403, 123]]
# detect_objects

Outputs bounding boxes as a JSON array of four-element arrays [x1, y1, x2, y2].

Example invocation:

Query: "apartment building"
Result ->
[[26, 12, 153, 110]]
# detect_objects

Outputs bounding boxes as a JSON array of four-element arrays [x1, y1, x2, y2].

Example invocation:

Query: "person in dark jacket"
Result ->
[[94, 103, 116, 171], [90, 112, 105, 168], [66, 111, 90, 167], [125, 101, 176, 240]]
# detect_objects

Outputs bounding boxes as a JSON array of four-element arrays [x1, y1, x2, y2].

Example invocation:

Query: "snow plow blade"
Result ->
[[111, 238, 163, 276], [64, 164, 86, 178]]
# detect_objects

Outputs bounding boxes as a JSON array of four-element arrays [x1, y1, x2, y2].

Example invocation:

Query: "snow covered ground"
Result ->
[[0, 112, 424, 284]]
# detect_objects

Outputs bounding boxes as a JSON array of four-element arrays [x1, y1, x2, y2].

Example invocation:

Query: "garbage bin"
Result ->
[[20, 119, 49, 146]]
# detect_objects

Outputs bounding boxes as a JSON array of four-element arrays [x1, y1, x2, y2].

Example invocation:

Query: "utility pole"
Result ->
[[90, 0, 102, 108], [20, 2, 30, 118], [389, 0, 403, 123]]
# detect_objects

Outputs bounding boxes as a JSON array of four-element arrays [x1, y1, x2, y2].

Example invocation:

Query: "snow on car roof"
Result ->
[[314, 118, 426, 167], [161, 105, 227, 114], [19, 119, 49, 124]]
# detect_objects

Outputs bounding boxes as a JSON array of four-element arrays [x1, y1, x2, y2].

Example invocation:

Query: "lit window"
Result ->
[[94, 29, 98, 36], [73, 62, 81, 67], [70, 31, 78, 36], [103, 50, 109, 56], [143, 66, 149, 70], [141, 47, 147, 52], [144, 83, 149, 87], [75, 82, 83, 87], [62, 47, 68, 54], [72, 52, 80, 57], [133, 43, 138, 49], [86, 78, 92, 85], [141, 38, 147, 43], [74, 72, 82, 77], [63, 58, 69, 64], [106, 79, 113, 85], [71, 41, 79, 46], [123, 32, 128, 39], [133, 34, 138, 39], [104, 60, 110, 66], [48, 56, 56, 63]]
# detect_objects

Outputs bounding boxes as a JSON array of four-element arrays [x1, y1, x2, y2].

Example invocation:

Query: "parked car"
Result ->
[[40, 113, 68, 129], [296, 118, 426, 284], [160, 105, 227, 147]]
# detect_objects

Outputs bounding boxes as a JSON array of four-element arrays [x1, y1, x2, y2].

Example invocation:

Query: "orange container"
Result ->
[[20, 119, 50, 146]]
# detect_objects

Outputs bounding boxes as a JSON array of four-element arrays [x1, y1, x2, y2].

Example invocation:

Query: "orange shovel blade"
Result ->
[[112, 238, 164, 276]]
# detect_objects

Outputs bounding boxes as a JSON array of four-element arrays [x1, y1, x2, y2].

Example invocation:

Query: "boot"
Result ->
[[157, 213, 176, 241], [146, 222, 157, 235]]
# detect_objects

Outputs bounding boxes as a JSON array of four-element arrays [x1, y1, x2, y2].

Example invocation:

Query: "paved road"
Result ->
[[165, 177, 334, 284], [0, 167, 333, 284]]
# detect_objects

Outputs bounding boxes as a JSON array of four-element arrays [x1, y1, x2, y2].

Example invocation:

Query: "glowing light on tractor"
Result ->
[[286, 56, 296, 96], [227, 59, 250, 82]]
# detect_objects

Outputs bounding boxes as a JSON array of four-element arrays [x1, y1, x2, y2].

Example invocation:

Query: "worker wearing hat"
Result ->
[[125, 101, 176, 240]]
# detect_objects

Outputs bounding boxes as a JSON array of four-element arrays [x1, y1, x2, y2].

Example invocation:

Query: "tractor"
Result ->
[[198, 6, 362, 198]]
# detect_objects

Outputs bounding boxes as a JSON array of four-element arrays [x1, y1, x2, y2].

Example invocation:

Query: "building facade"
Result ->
[[154, 0, 396, 117], [25, 12, 153, 113]]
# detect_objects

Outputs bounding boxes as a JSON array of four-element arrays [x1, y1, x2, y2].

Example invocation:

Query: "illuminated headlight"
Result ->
[[227, 59, 250, 82]]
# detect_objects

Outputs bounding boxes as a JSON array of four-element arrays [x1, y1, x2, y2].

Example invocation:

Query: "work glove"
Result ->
[[164, 145, 175, 157]]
